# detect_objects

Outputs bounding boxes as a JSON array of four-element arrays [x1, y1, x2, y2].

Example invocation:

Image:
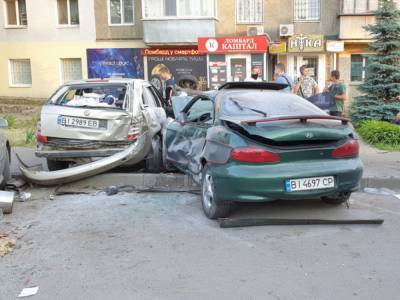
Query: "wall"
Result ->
[[0, 0, 96, 42], [0, 40, 146, 99], [94, 0, 143, 40]]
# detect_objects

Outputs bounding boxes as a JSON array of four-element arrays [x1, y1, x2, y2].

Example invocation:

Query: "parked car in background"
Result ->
[[36, 79, 167, 172], [0, 118, 11, 189], [164, 82, 363, 219]]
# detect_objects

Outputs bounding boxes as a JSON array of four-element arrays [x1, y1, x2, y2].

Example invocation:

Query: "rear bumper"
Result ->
[[210, 158, 363, 202], [36, 148, 128, 159]]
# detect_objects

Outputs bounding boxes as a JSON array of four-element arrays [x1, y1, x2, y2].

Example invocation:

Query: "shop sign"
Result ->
[[326, 41, 344, 52], [87, 48, 144, 79], [288, 34, 324, 53], [269, 42, 287, 54], [142, 48, 201, 56], [198, 36, 268, 54]]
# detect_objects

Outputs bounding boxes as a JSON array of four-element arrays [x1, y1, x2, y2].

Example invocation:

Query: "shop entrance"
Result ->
[[226, 54, 251, 82], [288, 54, 326, 88]]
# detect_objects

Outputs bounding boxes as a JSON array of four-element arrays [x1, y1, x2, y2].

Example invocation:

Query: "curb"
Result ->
[[55, 173, 400, 191]]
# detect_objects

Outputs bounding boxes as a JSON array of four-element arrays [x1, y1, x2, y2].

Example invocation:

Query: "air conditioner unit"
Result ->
[[247, 26, 264, 36], [280, 24, 294, 37]]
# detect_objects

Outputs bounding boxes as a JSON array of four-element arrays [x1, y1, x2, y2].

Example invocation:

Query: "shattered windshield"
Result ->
[[52, 84, 128, 110], [220, 90, 326, 119]]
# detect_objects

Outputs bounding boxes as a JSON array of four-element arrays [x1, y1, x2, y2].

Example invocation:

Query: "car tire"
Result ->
[[322, 192, 351, 205], [47, 159, 69, 171], [161, 135, 175, 172], [146, 135, 163, 172], [0, 149, 11, 189], [201, 165, 231, 219]]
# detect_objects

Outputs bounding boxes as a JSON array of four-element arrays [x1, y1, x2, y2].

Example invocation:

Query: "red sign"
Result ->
[[142, 48, 202, 56], [198, 36, 268, 54]]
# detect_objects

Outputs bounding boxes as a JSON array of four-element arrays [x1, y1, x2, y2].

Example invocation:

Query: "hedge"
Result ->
[[357, 120, 400, 147]]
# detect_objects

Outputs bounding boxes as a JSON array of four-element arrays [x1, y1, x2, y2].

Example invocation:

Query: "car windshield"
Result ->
[[51, 84, 128, 110], [220, 90, 326, 119]]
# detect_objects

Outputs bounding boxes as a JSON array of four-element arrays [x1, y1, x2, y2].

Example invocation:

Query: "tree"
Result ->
[[351, 0, 400, 123]]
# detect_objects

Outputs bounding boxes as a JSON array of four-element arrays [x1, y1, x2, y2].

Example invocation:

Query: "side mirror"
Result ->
[[0, 118, 8, 129]]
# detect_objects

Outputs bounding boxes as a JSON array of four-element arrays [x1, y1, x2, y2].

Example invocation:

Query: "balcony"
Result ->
[[141, 0, 217, 45], [142, 18, 217, 45]]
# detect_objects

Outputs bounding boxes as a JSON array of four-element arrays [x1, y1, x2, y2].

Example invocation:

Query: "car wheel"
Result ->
[[201, 165, 231, 219], [322, 192, 351, 205], [0, 149, 11, 189], [47, 159, 69, 171], [146, 135, 163, 172]]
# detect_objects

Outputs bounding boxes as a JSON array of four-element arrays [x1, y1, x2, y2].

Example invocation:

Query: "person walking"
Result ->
[[293, 65, 319, 99], [324, 70, 347, 117], [274, 63, 293, 93]]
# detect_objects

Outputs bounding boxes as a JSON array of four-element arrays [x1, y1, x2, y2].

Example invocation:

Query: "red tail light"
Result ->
[[36, 123, 48, 143], [332, 139, 359, 158], [127, 123, 141, 141], [231, 147, 280, 163]]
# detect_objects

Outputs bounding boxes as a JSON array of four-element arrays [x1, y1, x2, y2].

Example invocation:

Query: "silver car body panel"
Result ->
[[21, 135, 147, 186]]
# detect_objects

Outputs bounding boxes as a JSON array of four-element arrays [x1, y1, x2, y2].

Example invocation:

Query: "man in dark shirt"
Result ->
[[324, 70, 348, 117], [160, 67, 175, 105]]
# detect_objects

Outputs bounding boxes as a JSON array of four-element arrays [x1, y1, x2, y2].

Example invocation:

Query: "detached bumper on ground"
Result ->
[[19, 136, 147, 186], [211, 158, 363, 202]]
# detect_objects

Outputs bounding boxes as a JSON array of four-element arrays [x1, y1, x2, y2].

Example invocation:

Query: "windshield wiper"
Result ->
[[228, 98, 268, 117]]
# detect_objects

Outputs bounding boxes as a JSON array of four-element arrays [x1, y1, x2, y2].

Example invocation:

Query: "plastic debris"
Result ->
[[0, 234, 15, 257], [0, 191, 15, 214], [18, 287, 39, 298], [15, 192, 32, 203]]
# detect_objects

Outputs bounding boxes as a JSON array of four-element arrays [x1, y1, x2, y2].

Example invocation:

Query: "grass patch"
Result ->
[[356, 120, 400, 152]]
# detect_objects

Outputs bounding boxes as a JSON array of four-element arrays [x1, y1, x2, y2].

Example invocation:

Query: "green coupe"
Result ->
[[164, 82, 363, 219]]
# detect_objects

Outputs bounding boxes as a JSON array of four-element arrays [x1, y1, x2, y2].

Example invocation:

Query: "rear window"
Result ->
[[220, 90, 326, 118], [50, 84, 128, 110]]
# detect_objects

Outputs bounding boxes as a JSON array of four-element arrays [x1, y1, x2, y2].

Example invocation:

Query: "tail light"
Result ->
[[231, 147, 280, 163], [127, 122, 141, 141], [36, 122, 48, 143], [332, 139, 359, 158]]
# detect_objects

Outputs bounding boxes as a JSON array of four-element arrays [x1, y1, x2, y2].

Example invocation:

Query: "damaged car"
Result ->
[[0, 118, 11, 189], [164, 82, 363, 219], [24, 79, 167, 185]]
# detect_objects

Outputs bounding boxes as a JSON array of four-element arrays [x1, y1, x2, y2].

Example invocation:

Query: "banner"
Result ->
[[142, 48, 200, 56], [198, 36, 268, 54], [147, 55, 208, 93], [87, 48, 144, 79], [288, 34, 325, 53]]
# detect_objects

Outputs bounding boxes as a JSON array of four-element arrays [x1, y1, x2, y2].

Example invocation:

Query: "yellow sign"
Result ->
[[288, 34, 325, 53], [269, 42, 287, 54]]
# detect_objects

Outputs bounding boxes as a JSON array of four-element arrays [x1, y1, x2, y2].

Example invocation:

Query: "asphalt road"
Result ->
[[1, 190, 400, 300]]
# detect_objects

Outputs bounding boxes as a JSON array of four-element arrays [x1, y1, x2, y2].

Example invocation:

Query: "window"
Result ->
[[186, 98, 214, 124], [143, 0, 215, 18], [236, 0, 263, 24], [60, 58, 82, 84], [9, 59, 32, 86], [57, 0, 79, 26], [109, 0, 134, 25], [351, 54, 369, 82], [4, 0, 27, 27], [342, 0, 378, 14], [294, 0, 320, 22]]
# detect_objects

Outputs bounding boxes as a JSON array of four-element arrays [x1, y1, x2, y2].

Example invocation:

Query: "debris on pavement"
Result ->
[[15, 192, 32, 203], [0, 191, 15, 214], [219, 218, 385, 228], [0, 234, 15, 257], [18, 286, 39, 298]]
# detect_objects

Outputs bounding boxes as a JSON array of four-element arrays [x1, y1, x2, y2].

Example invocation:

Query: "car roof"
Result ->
[[63, 78, 147, 86]]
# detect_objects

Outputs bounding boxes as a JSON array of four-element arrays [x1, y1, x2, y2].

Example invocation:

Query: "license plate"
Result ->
[[285, 176, 335, 192], [57, 116, 100, 129]]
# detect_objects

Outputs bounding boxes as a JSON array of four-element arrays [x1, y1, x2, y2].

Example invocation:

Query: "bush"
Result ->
[[357, 120, 400, 148], [5, 115, 16, 129]]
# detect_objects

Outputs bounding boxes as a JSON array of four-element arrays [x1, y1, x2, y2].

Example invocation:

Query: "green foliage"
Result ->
[[25, 128, 35, 145], [5, 115, 17, 129], [351, 0, 400, 124], [357, 120, 400, 149]]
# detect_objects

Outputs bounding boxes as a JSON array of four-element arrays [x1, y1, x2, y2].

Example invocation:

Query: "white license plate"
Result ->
[[285, 176, 335, 192], [57, 116, 100, 129]]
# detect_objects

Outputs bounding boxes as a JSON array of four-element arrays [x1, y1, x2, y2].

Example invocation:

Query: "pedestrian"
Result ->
[[293, 65, 319, 99], [324, 70, 347, 117], [274, 63, 293, 93], [245, 67, 262, 82], [159, 67, 175, 105]]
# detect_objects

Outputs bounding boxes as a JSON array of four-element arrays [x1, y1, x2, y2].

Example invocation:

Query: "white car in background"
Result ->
[[0, 118, 11, 189]]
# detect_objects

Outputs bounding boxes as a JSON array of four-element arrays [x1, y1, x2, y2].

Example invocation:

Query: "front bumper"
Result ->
[[210, 158, 363, 202]]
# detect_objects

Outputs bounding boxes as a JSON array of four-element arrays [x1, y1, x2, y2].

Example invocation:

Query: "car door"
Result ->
[[166, 95, 214, 175]]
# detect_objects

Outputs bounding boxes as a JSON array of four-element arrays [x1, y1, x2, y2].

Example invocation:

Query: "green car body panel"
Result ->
[[165, 88, 363, 203]]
